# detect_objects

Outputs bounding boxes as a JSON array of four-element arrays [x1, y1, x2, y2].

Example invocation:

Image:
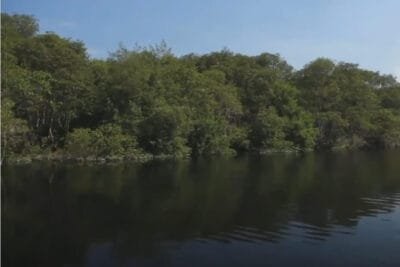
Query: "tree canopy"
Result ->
[[2, 13, 400, 161]]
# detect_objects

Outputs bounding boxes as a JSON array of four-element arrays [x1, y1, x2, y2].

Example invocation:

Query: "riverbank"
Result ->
[[3, 146, 389, 165], [3, 148, 310, 165], [2, 153, 172, 165]]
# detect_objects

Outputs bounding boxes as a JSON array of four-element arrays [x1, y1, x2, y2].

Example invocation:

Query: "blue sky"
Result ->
[[3, 0, 400, 79]]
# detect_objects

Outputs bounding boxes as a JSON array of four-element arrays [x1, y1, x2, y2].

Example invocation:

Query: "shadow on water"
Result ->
[[2, 151, 400, 266]]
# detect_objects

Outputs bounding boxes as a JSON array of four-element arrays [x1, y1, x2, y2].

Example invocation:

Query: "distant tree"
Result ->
[[7, 32, 93, 146]]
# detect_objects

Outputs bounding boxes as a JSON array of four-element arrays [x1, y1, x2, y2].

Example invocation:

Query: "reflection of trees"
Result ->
[[3, 151, 400, 266]]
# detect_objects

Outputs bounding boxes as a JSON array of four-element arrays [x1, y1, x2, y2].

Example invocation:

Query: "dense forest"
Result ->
[[2, 14, 400, 162]]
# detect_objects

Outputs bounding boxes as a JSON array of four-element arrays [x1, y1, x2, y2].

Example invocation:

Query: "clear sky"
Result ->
[[3, 0, 400, 79]]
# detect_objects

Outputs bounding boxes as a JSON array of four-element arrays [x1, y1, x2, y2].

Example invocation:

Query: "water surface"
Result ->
[[3, 151, 400, 266]]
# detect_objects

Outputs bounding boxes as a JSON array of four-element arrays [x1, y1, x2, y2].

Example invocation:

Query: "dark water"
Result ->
[[2, 151, 400, 267]]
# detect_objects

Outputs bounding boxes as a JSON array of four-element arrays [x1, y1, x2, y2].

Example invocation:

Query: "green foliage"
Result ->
[[369, 109, 400, 148], [2, 13, 400, 161], [2, 14, 93, 147], [314, 112, 348, 149], [295, 59, 400, 150], [287, 111, 318, 150], [66, 124, 140, 158], [1, 13, 38, 38], [1, 99, 33, 159], [378, 86, 400, 110], [138, 105, 190, 157], [188, 117, 236, 156], [249, 107, 293, 151]]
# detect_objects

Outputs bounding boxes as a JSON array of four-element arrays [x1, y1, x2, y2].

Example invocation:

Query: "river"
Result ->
[[2, 151, 400, 266]]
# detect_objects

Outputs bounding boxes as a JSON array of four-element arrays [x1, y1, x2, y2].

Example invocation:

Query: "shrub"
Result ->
[[66, 124, 140, 158]]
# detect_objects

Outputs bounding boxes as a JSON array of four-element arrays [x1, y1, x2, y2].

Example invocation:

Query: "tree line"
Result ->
[[2, 14, 400, 161]]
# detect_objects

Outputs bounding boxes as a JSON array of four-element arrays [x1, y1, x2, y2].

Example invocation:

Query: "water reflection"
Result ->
[[3, 151, 400, 266]]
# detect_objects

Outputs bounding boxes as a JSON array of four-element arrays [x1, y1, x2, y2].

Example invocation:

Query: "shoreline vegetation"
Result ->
[[2, 14, 400, 165], [1, 148, 364, 165]]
